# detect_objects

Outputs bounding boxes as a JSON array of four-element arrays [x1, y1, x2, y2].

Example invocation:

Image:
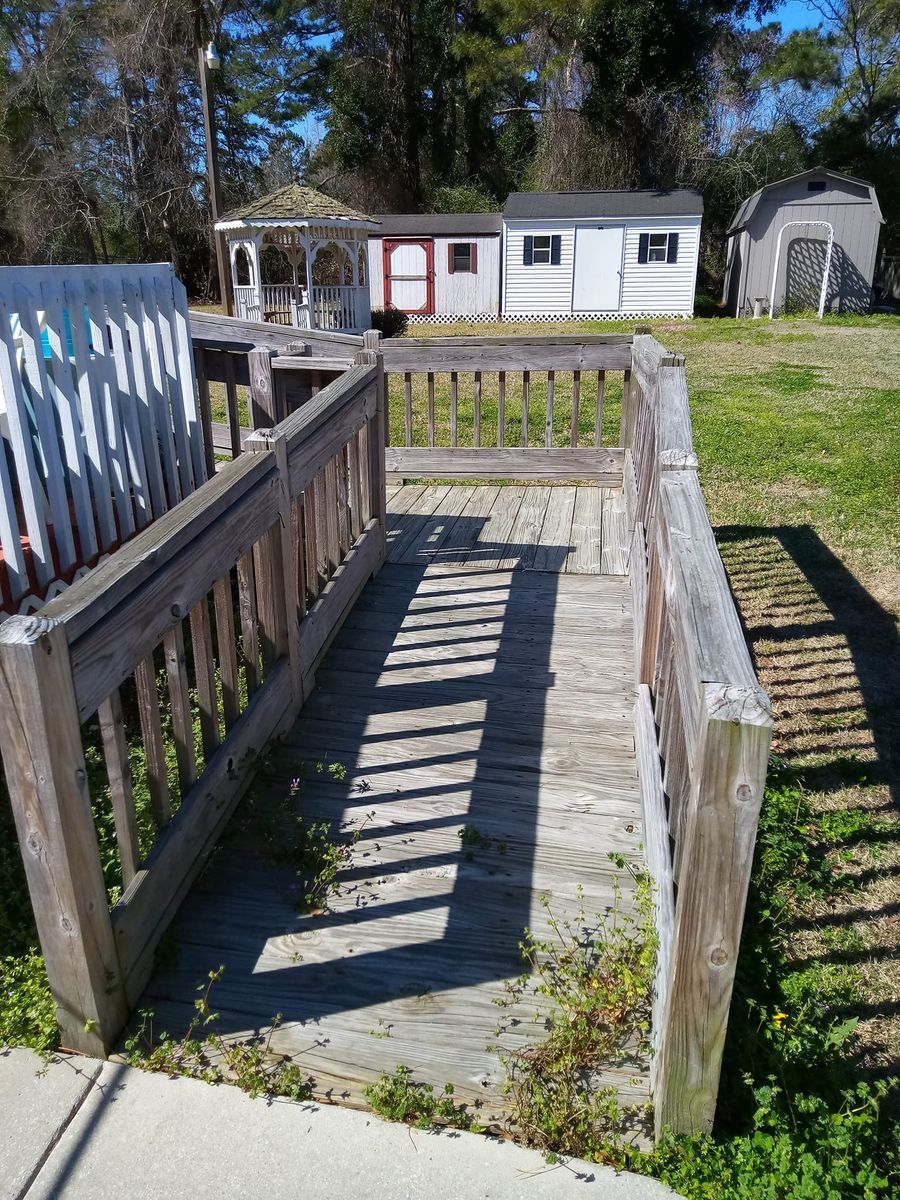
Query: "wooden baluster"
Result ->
[[450, 371, 458, 446], [213, 574, 241, 730], [193, 346, 217, 478], [594, 370, 606, 448], [545, 369, 555, 448], [134, 652, 172, 825], [521, 370, 530, 446], [347, 432, 363, 540], [164, 621, 197, 793], [570, 369, 581, 447], [313, 469, 328, 585], [224, 351, 241, 459], [427, 372, 435, 448], [337, 445, 351, 556], [303, 480, 320, 603], [473, 371, 482, 448], [497, 370, 506, 448], [357, 425, 372, 527], [190, 598, 220, 760], [98, 687, 141, 886], [404, 371, 413, 446], [323, 455, 341, 575], [236, 553, 260, 698], [293, 494, 308, 618]]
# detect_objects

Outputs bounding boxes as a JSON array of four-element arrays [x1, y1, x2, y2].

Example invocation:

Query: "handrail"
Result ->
[[624, 333, 772, 1138], [0, 341, 386, 1055]]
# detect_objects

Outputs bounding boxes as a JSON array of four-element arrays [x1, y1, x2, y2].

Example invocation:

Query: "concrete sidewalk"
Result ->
[[2, 1048, 682, 1199]]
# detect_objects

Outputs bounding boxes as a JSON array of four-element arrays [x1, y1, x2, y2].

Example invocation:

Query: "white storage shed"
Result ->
[[501, 190, 703, 319], [368, 213, 502, 322]]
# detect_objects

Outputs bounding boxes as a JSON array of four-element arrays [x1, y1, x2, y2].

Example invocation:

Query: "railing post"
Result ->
[[245, 429, 304, 718], [0, 615, 128, 1055], [248, 345, 278, 428], [358, 335, 386, 572], [654, 681, 773, 1137]]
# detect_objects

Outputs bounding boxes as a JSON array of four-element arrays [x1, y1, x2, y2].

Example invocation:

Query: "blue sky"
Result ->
[[758, 1, 821, 34]]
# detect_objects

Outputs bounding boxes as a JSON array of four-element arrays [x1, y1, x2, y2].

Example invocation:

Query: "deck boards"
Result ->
[[138, 550, 647, 1133], [386, 483, 628, 574]]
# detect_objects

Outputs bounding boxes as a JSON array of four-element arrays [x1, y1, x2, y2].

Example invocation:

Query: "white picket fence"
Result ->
[[0, 264, 204, 615]]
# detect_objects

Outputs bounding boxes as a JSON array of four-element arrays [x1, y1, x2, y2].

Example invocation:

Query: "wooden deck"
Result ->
[[385, 482, 629, 573], [140, 490, 648, 1123]]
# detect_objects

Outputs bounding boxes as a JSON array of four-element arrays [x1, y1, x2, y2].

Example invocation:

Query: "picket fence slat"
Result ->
[[0, 264, 203, 616]]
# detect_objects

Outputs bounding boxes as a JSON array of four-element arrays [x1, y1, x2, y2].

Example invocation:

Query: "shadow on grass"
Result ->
[[712, 523, 900, 1126]]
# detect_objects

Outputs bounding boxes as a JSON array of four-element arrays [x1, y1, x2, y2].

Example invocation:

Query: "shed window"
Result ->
[[807, 180, 826, 192], [638, 231, 679, 264], [523, 234, 562, 266], [448, 242, 477, 273]]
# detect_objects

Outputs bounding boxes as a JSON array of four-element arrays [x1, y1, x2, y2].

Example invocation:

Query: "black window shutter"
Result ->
[[550, 235, 561, 265], [638, 233, 650, 264], [667, 232, 679, 263], [523, 236, 534, 266]]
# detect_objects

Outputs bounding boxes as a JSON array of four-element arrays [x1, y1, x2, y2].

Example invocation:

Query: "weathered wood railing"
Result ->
[[190, 311, 357, 466], [380, 334, 631, 481], [0, 347, 385, 1056], [624, 333, 773, 1137]]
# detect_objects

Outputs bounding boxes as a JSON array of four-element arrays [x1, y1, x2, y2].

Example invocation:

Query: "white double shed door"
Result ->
[[572, 224, 625, 311]]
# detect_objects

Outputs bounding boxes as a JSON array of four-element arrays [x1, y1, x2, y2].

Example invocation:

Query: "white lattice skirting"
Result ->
[[405, 311, 693, 324]]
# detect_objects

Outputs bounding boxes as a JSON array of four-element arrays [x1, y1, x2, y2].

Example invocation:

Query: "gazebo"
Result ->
[[215, 185, 379, 333]]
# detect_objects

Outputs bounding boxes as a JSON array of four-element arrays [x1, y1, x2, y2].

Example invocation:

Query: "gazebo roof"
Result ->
[[217, 185, 376, 227]]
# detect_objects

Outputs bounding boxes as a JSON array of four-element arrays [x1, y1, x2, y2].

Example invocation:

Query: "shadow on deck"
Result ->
[[139, 489, 647, 1124]]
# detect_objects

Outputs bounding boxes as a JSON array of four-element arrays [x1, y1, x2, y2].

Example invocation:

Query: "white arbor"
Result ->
[[216, 185, 377, 333]]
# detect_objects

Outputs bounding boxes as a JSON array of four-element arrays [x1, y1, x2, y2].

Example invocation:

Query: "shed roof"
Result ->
[[218, 185, 374, 226], [503, 189, 704, 220], [373, 212, 502, 237], [727, 167, 884, 234]]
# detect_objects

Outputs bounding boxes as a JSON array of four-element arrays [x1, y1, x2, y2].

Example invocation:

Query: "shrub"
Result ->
[[369, 305, 408, 339]]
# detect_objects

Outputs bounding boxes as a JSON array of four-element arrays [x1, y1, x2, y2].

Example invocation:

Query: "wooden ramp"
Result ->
[[139, 492, 647, 1124]]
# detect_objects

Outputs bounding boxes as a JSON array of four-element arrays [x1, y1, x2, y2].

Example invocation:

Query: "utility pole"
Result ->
[[198, 40, 233, 315]]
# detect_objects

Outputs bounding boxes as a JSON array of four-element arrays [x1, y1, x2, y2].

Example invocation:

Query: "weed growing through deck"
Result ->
[[124, 966, 313, 1102], [364, 1064, 484, 1132], [491, 865, 657, 1161], [458, 823, 506, 862], [265, 775, 375, 912]]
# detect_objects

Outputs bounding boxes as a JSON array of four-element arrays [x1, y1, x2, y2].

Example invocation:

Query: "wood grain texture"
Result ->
[[0, 617, 128, 1055], [383, 447, 624, 482], [138, 563, 648, 1122]]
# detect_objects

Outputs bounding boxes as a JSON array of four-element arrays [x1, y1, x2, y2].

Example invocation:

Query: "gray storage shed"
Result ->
[[723, 167, 883, 316]]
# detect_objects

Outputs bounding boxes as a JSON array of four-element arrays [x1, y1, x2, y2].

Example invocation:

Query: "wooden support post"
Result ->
[[0, 616, 127, 1055], [653, 682, 772, 1137], [248, 345, 278, 429], [356, 348, 387, 574]]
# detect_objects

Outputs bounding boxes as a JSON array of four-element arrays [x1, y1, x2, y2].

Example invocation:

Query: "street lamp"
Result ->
[[198, 38, 232, 313]]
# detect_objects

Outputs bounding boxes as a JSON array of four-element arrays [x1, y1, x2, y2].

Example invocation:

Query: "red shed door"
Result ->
[[383, 239, 434, 314]]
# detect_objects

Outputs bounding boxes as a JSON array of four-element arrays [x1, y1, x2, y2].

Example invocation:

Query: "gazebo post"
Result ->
[[349, 243, 360, 328], [247, 235, 263, 321], [304, 233, 316, 330]]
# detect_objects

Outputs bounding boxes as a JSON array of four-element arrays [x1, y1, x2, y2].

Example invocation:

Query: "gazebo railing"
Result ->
[[234, 285, 261, 322], [237, 284, 369, 334], [313, 285, 367, 332]]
